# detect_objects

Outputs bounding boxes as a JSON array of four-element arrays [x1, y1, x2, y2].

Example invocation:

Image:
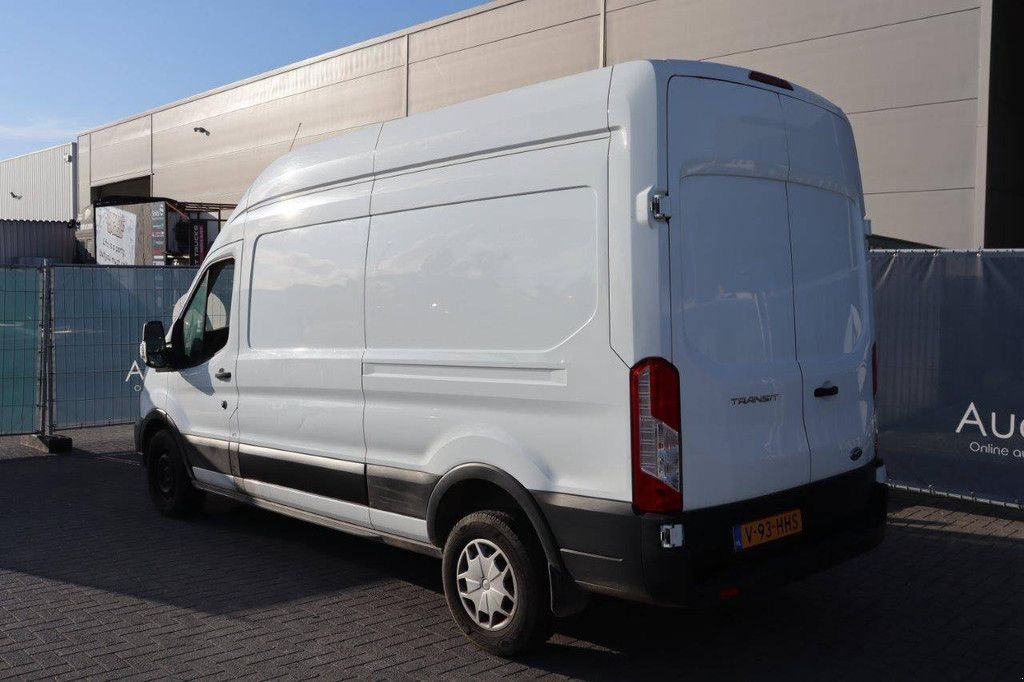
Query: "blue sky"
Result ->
[[0, 0, 482, 160]]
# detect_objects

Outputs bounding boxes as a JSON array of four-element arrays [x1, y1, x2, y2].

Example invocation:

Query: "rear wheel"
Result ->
[[146, 430, 204, 517], [442, 510, 552, 656]]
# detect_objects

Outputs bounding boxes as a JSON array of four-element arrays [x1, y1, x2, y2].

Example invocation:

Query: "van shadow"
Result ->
[[0, 451, 439, 617]]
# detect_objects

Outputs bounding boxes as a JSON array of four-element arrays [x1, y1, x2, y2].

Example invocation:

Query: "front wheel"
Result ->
[[442, 510, 552, 656], [146, 430, 205, 517]]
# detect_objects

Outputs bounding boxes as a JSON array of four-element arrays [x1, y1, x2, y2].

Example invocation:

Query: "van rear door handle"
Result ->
[[814, 384, 838, 398], [215, 368, 232, 381]]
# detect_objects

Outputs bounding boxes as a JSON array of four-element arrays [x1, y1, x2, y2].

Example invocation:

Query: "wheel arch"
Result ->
[[427, 464, 555, 557], [426, 463, 588, 617], [135, 409, 186, 469]]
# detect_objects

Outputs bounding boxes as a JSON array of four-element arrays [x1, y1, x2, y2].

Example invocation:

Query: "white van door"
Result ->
[[666, 77, 811, 510], [782, 97, 874, 481], [163, 244, 241, 484], [232, 212, 370, 526]]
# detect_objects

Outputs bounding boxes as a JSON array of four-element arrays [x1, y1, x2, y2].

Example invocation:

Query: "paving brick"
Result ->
[[0, 426, 1021, 679]]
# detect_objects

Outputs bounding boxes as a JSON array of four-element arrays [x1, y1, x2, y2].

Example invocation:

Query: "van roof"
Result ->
[[237, 59, 843, 217]]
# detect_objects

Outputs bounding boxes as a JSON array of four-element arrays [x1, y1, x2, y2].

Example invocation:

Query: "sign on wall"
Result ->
[[150, 202, 166, 265], [95, 206, 138, 265], [872, 251, 1023, 507]]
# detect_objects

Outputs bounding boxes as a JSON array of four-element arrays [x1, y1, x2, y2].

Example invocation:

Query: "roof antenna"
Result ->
[[288, 122, 303, 153]]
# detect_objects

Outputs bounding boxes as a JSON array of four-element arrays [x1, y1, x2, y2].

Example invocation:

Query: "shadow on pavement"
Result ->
[[0, 445, 1020, 680]]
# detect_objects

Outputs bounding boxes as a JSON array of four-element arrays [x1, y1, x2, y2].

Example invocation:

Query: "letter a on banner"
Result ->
[[125, 361, 144, 383], [955, 402, 987, 436]]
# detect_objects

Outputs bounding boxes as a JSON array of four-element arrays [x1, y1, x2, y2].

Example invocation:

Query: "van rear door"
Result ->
[[782, 97, 874, 482], [666, 76, 811, 510]]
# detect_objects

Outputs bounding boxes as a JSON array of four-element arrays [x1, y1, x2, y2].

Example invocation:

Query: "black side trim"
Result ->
[[367, 464, 437, 519], [237, 452, 368, 505], [183, 437, 232, 475], [534, 491, 643, 599]]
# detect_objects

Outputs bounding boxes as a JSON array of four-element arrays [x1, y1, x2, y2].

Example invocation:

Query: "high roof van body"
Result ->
[[137, 60, 888, 655]]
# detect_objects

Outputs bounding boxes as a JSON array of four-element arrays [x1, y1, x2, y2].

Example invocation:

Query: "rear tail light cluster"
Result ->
[[630, 358, 682, 513]]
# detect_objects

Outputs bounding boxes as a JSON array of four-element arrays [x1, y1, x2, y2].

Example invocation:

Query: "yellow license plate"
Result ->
[[732, 509, 803, 551]]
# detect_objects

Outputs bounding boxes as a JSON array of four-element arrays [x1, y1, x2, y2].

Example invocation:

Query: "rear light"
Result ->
[[630, 357, 682, 513], [719, 586, 742, 600], [748, 70, 794, 91]]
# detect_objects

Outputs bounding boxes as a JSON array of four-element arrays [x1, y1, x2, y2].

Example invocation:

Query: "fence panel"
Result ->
[[0, 267, 42, 434], [50, 266, 197, 429], [873, 250, 1023, 507]]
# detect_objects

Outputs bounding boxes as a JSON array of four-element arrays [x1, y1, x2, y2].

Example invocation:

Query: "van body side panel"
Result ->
[[373, 69, 611, 176], [606, 61, 672, 367], [363, 138, 632, 506], [232, 183, 371, 526]]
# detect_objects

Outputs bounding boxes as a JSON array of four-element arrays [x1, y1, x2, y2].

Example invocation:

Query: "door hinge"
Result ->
[[650, 191, 672, 222]]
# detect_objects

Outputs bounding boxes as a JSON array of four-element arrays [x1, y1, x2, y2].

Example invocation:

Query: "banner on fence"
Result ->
[[0, 267, 42, 435], [873, 251, 1023, 506], [50, 265, 197, 429], [95, 206, 138, 265]]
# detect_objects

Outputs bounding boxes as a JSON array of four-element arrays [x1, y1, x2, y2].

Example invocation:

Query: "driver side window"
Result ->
[[180, 259, 235, 366]]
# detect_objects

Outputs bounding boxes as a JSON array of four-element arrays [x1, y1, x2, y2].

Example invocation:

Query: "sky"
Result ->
[[0, 0, 483, 160]]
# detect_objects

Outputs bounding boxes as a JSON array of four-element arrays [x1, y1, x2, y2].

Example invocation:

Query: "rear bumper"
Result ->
[[535, 460, 887, 607]]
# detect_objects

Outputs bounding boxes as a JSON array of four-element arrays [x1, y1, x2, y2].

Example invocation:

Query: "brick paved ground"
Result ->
[[0, 426, 1021, 680]]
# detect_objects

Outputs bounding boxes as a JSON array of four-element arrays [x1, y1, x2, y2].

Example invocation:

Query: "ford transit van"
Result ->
[[137, 60, 888, 656]]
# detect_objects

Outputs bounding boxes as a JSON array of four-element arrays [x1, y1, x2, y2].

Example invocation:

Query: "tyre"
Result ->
[[146, 430, 205, 517], [442, 510, 553, 656]]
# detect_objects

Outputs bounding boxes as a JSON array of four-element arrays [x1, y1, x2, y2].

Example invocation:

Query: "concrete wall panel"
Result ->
[[712, 9, 980, 114], [605, 0, 977, 63], [851, 99, 977, 195], [152, 38, 406, 131], [90, 116, 151, 185], [153, 68, 404, 173], [152, 141, 291, 205], [409, 0, 598, 62], [866, 189, 974, 249], [408, 15, 599, 114]]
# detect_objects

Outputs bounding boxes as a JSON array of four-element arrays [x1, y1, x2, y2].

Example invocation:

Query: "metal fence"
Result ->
[[0, 265, 196, 436], [0, 267, 43, 434], [50, 266, 197, 429], [872, 250, 1024, 508]]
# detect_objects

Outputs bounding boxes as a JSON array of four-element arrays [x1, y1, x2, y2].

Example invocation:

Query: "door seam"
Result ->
[[777, 94, 814, 484]]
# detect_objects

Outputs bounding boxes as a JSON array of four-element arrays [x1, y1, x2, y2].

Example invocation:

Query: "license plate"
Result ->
[[732, 509, 803, 551]]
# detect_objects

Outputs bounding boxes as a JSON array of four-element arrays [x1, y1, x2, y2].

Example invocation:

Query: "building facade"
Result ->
[[76, 0, 1016, 249], [0, 143, 77, 264]]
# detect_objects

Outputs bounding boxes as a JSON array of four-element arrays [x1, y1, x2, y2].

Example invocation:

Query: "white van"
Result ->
[[137, 60, 888, 656]]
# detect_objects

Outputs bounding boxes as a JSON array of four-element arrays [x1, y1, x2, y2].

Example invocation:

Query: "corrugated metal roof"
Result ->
[[0, 143, 76, 222]]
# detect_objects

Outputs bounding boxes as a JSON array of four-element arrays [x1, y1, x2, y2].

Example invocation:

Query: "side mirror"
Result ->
[[140, 320, 171, 370]]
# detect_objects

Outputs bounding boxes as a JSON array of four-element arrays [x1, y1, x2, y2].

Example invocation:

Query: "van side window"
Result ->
[[180, 259, 235, 366]]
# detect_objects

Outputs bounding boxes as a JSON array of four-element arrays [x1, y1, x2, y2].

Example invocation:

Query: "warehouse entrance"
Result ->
[[91, 197, 234, 266]]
